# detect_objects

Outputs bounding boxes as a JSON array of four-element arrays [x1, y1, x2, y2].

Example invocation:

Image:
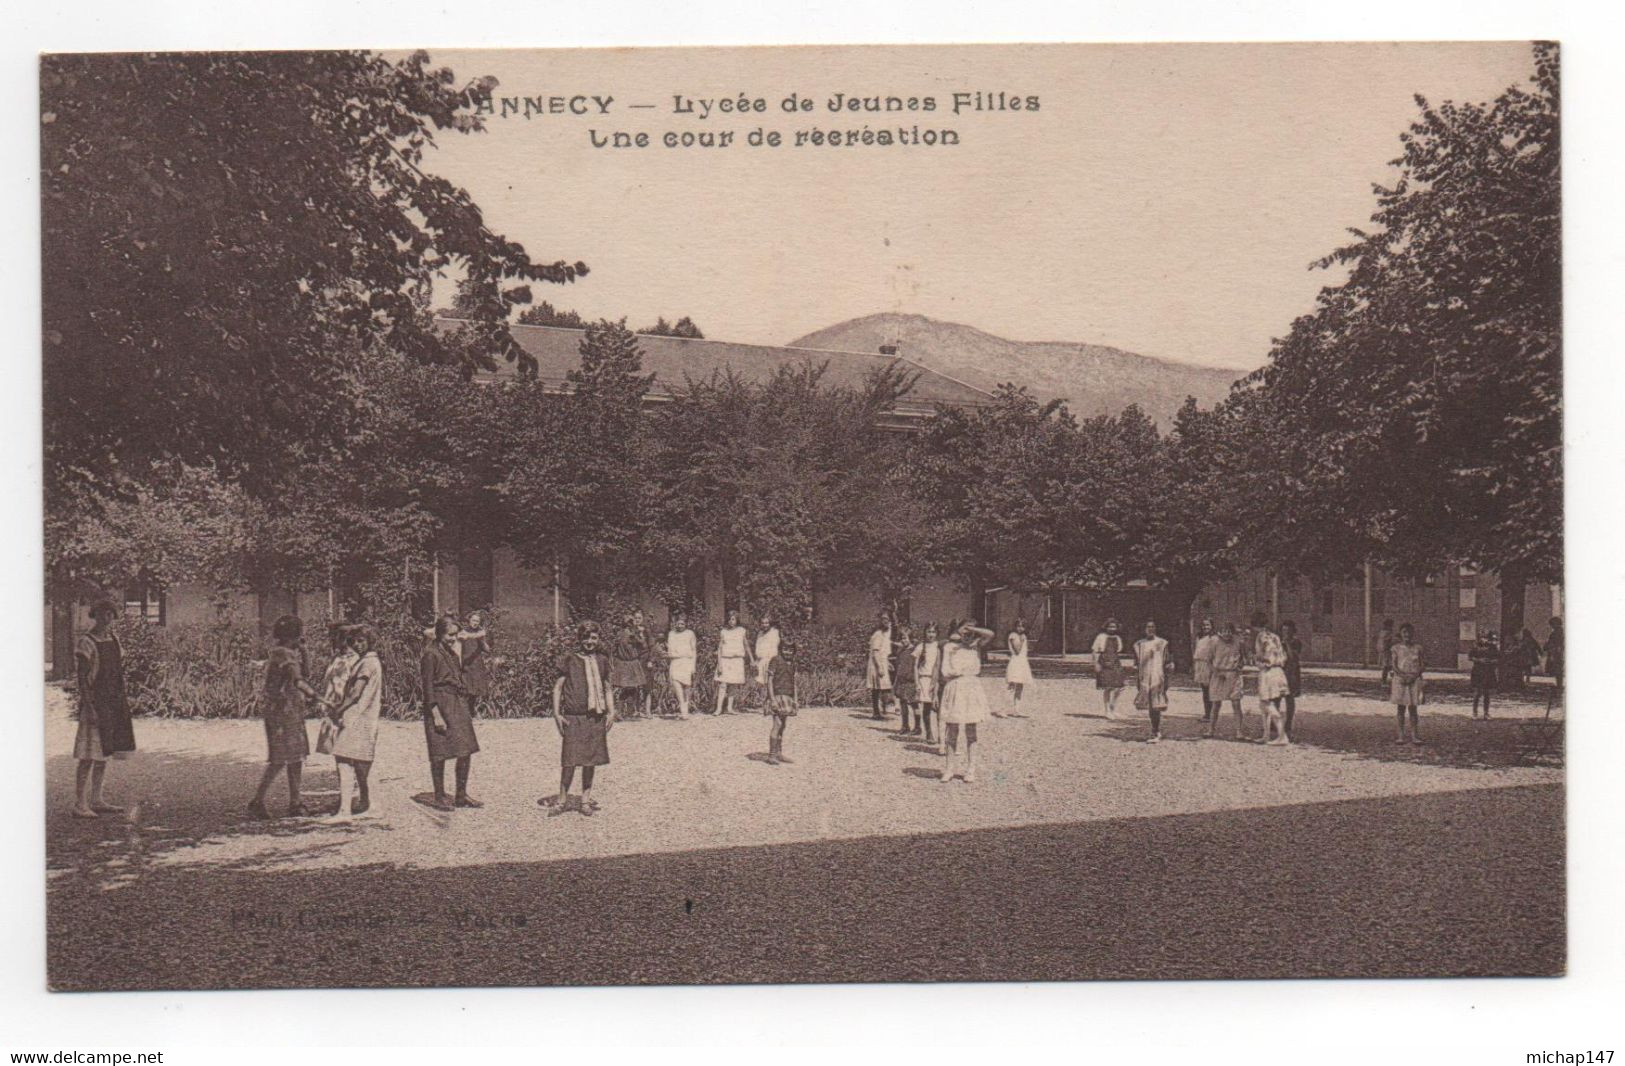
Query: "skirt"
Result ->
[[1193, 661, 1214, 687], [716, 656, 746, 686], [893, 678, 917, 703], [262, 700, 311, 763], [1006, 655, 1033, 686], [559, 713, 610, 767], [768, 694, 798, 718], [939, 676, 990, 725], [1470, 663, 1497, 690], [865, 657, 892, 691], [1096, 656, 1126, 689], [1258, 666, 1291, 702], [669, 657, 696, 686], [1285, 663, 1303, 698], [424, 694, 480, 760], [917, 673, 938, 704], [1391, 676, 1426, 706], [1211, 668, 1243, 702], [330, 704, 381, 763], [609, 657, 648, 689], [72, 716, 129, 762]]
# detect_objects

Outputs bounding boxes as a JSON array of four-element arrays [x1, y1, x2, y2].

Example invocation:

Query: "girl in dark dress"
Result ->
[[546, 622, 616, 815], [1470, 631, 1500, 719], [71, 600, 136, 819], [249, 615, 321, 819], [764, 640, 800, 765], [421, 616, 481, 812], [891, 625, 919, 735], [609, 610, 650, 716], [1280, 620, 1304, 741], [459, 610, 492, 713]]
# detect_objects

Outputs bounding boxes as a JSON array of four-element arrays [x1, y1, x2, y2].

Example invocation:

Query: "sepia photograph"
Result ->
[[36, 37, 1565, 999]]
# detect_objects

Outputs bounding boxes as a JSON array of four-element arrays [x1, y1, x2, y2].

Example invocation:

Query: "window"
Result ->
[[1459, 620, 1477, 642], [123, 581, 165, 625], [1459, 588, 1477, 610]]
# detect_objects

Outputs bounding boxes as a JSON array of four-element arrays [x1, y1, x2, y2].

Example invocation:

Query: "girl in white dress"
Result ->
[[1133, 620, 1171, 743], [1003, 618, 1034, 716], [665, 611, 698, 718], [714, 610, 751, 715], [754, 611, 781, 686], [865, 611, 894, 720], [1250, 611, 1291, 746], [939, 621, 994, 783], [326, 625, 384, 821]]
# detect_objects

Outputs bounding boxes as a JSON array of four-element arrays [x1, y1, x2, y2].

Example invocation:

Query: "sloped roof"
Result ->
[[440, 319, 994, 414]]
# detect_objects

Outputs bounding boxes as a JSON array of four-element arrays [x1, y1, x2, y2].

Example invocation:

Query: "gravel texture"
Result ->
[[44, 677, 1563, 989]]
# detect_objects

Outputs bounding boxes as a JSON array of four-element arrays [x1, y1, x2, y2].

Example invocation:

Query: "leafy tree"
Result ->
[[639, 316, 705, 339], [1234, 42, 1559, 638], [41, 49, 586, 512], [516, 301, 589, 329]]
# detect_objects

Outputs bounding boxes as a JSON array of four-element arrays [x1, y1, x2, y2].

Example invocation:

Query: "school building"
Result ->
[[45, 322, 1563, 675]]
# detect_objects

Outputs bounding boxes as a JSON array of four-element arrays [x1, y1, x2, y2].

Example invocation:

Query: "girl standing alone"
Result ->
[[939, 621, 994, 783], [665, 611, 697, 718], [1389, 623, 1426, 745], [421, 616, 482, 811], [714, 610, 751, 715], [1092, 619, 1127, 718], [1003, 617, 1033, 717], [71, 601, 136, 819], [764, 639, 800, 765], [548, 622, 616, 815]]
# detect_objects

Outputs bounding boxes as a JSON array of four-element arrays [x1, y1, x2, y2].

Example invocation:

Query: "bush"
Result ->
[[109, 616, 877, 720]]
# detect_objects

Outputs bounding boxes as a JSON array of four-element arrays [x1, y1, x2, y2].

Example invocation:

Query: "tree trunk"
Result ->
[[1498, 562, 1528, 686]]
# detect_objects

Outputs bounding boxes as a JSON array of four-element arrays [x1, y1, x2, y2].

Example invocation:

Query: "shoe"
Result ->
[[71, 808, 98, 819], [581, 798, 600, 817], [1146, 734, 1160, 744], [1411, 737, 1423, 746], [287, 803, 311, 818], [420, 794, 455, 812], [90, 802, 125, 814], [454, 794, 484, 809], [247, 800, 272, 820], [352, 798, 370, 816]]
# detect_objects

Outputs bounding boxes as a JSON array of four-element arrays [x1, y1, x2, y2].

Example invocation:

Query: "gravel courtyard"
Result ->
[[44, 674, 1564, 989]]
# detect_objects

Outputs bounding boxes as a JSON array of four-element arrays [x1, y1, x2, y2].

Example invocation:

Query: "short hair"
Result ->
[[434, 616, 459, 639], [89, 600, 119, 621], [1281, 619, 1297, 633], [1250, 610, 1270, 628], [350, 624, 378, 649], [1399, 622, 1416, 637], [577, 620, 601, 640], [271, 614, 304, 645], [779, 639, 798, 655]]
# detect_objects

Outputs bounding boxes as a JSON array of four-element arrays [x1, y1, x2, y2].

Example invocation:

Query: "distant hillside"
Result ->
[[789, 313, 1245, 425]]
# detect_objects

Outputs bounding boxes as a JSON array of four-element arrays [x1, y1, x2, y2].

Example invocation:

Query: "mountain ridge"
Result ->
[[788, 312, 1247, 425]]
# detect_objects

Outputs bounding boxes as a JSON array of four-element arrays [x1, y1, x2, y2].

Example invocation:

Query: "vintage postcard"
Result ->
[[40, 41, 1562, 991]]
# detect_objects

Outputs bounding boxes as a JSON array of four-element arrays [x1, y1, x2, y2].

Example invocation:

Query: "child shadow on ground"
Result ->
[[902, 766, 947, 781]]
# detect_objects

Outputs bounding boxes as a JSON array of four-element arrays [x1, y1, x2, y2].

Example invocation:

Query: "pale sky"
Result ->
[[417, 42, 1537, 370]]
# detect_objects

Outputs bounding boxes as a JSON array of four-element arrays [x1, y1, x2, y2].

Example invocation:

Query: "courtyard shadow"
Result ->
[[47, 782, 1563, 991]]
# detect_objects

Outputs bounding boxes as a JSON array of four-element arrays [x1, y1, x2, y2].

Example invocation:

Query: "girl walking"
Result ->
[[865, 611, 894, 719], [1004, 617, 1033, 717], [939, 621, 994, 783], [248, 615, 318, 819], [914, 623, 943, 747], [764, 639, 800, 765], [1133, 620, 1171, 743], [71, 601, 136, 819], [665, 611, 698, 717], [714, 610, 751, 715], [421, 616, 481, 811], [1251, 612, 1291, 746], [548, 622, 616, 815], [326, 624, 384, 821], [1092, 619, 1127, 718], [1389, 622, 1426, 745], [1469, 631, 1499, 719]]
